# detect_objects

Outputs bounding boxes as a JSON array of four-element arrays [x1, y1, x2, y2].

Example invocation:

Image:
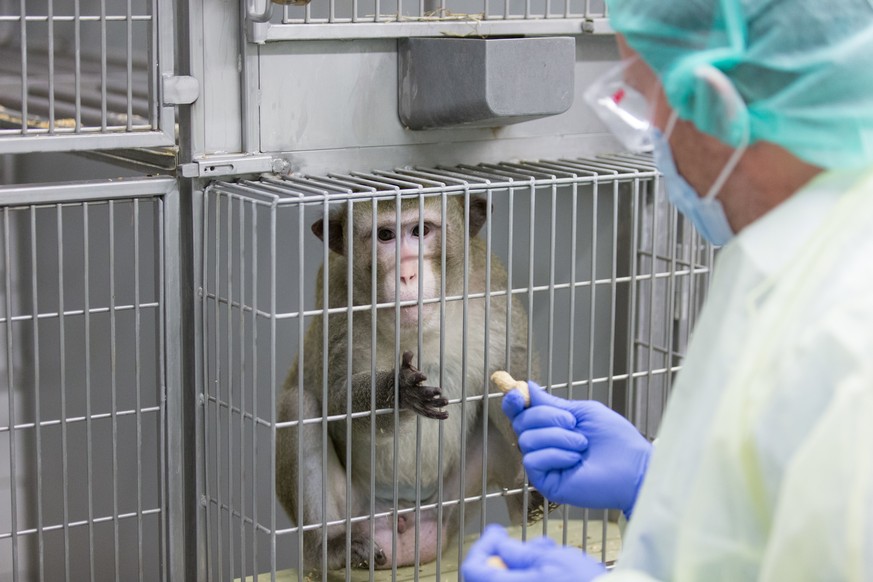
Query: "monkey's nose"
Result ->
[[400, 272, 416, 285]]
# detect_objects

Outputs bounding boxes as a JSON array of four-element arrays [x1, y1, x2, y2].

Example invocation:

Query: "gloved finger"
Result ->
[[522, 447, 583, 472], [511, 405, 576, 435], [527, 382, 580, 411], [501, 389, 528, 421], [518, 427, 588, 455], [466, 524, 511, 558], [496, 536, 554, 570], [525, 536, 558, 550]]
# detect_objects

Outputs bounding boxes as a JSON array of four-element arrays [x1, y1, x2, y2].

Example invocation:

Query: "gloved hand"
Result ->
[[462, 524, 607, 582], [503, 383, 651, 518]]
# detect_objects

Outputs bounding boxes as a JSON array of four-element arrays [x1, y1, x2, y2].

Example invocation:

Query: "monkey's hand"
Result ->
[[398, 351, 449, 420]]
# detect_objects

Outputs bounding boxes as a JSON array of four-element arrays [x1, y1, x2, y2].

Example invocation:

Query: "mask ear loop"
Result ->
[[697, 66, 751, 202], [663, 109, 679, 140]]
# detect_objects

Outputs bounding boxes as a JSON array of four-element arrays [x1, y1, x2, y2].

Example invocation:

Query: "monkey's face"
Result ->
[[372, 207, 442, 328]]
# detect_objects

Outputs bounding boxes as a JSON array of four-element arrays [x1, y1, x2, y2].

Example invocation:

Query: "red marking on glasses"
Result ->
[[612, 88, 626, 105]]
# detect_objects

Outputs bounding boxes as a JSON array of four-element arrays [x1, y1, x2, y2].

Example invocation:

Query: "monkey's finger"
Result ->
[[413, 402, 449, 420], [401, 350, 415, 368]]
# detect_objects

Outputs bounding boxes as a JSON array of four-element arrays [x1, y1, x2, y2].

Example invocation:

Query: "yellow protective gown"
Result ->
[[603, 165, 873, 581]]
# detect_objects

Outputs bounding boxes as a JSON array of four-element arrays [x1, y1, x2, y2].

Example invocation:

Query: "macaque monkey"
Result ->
[[276, 194, 543, 572]]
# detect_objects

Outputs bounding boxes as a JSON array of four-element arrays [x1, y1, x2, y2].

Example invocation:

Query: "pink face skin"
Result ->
[[375, 208, 441, 327], [615, 34, 823, 234]]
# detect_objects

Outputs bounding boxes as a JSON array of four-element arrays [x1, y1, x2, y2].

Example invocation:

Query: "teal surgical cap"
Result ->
[[606, 0, 873, 169]]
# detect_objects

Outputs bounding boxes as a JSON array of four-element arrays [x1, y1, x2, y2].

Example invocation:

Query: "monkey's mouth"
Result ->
[[396, 303, 435, 325]]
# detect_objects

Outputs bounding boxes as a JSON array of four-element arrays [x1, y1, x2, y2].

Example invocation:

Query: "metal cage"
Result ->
[[199, 154, 713, 579], [0, 177, 183, 582], [246, 0, 611, 40], [0, 0, 177, 154]]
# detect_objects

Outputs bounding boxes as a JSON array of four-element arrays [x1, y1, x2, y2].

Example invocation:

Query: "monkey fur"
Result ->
[[276, 194, 546, 572]]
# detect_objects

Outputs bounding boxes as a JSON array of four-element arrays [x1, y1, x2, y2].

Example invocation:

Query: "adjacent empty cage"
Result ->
[[200, 153, 713, 579], [0, 178, 183, 582], [0, 0, 176, 154]]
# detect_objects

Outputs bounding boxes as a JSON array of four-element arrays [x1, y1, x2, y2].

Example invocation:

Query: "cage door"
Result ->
[[0, 0, 180, 154]]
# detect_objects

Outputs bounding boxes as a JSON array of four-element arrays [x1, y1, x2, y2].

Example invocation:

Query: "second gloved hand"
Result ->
[[503, 383, 651, 518], [461, 524, 606, 582]]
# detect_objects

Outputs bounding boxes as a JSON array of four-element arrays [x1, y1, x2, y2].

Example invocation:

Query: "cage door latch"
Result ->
[[162, 75, 200, 107]]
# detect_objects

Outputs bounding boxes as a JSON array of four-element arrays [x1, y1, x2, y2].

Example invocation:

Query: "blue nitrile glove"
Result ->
[[503, 383, 651, 518], [462, 524, 606, 582]]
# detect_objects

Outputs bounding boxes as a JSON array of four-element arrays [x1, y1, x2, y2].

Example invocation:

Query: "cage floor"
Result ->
[[0, 46, 151, 132], [240, 519, 621, 581]]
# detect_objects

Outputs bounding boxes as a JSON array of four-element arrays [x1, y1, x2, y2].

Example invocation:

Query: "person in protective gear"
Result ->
[[462, 0, 873, 580]]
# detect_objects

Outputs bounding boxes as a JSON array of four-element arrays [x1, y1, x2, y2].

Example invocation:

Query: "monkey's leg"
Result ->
[[484, 384, 557, 524], [276, 386, 386, 571]]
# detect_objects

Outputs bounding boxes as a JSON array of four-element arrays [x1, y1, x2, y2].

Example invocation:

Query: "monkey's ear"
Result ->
[[468, 196, 491, 237], [311, 216, 346, 256]]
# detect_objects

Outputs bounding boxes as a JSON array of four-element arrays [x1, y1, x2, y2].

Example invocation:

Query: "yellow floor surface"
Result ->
[[242, 519, 621, 581]]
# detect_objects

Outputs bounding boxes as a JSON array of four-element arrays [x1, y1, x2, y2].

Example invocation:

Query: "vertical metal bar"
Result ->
[[392, 191, 402, 582], [296, 200, 306, 581], [47, 0, 55, 133], [345, 198, 355, 575], [456, 186, 472, 569], [57, 205, 71, 582], [249, 199, 259, 580], [201, 190, 214, 582], [526, 181, 535, 379], [110, 200, 120, 582], [238, 195, 247, 580], [625, 179, 640, 430], [126, 0, 134, 131], [564, 181, 578, 546], [100, 0, 108, 130], [663, 196, 678, 412], [226, 187, 235, 581], [587, 179, 598, 402], [164, 186, 187, 582], [368, 198, 378, 582], [414, 192, 424, 579], [150, 0, 159, 127], [4, 209, 19, 582], [19, 0, 28, 135], [74, 0, 82, 131], [160, 195, 169, 582], [29, 206, 44, 580], [84, 203, 95, 582], [134, 199, 144, 581], [434, 190, 447, 579], [214, 193, 224, 582], [644, 176, 660, 436], [273, 199, 282, 582], [480, 186, 493, 532], [322, 196, 331, 578], [546, 183, 556, 396]]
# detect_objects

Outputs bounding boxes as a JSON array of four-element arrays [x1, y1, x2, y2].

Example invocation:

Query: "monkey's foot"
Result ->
[[347, 538, 387, 570], [526, 490, 561, 524], [398, 350, 449, 420]]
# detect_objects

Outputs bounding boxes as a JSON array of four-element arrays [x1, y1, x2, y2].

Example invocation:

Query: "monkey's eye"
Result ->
[[377, 228, 395, 242], [411, 224, 431, 238]]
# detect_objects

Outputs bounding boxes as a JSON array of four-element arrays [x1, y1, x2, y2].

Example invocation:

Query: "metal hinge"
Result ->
[[162, 75, 200, 106], [179, 154, 289, 178]]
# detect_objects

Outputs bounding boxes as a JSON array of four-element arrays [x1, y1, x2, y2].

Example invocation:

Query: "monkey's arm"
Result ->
[[328, 351, 448, 423]]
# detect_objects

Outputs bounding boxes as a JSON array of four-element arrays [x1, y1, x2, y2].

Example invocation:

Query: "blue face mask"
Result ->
[[651, 125, 736, 246]]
